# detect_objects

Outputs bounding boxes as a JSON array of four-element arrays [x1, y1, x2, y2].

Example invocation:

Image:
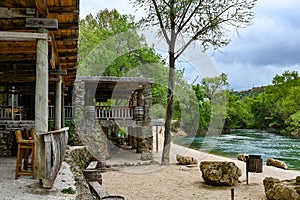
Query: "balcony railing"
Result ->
[[95, 106, 134, 120], [0, 106, 25, 120], [48, 106, 74, 119], [48, 105, 134, 120]]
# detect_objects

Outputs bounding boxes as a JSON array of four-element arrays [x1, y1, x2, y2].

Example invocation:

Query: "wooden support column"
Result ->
[[35, 27, 48, 180], [61, 85, 65, 128], [55, 77, 62, 130]]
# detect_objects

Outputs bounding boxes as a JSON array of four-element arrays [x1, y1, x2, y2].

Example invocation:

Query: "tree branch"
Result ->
[[175, 2, 240, 60], [178, 0, 203, 32], [152, 0, 171, 45]]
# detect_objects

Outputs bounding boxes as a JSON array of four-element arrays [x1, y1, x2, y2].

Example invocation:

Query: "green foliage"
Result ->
[[61, 187, 76, 195], [229, 70, 300, 136], [48, 119, 76, 146], [223, 91, 254, 131]]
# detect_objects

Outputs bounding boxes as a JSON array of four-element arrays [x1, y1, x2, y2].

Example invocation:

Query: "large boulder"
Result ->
[[266, 158, 288, 170], [263, 177, 300, 200], [176, 154, 198, 165], [296, 176, 300, 185], [237, 154, 247, 162], [199, 161, 242, 186]]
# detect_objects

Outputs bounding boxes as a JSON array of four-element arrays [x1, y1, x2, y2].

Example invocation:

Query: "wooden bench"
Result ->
[[86, 161, 98, 170], [88, 181, 110, 199]]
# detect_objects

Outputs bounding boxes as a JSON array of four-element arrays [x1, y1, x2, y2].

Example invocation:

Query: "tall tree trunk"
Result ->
[[161, 51, 175, 165], [161, 0, 176, 165]]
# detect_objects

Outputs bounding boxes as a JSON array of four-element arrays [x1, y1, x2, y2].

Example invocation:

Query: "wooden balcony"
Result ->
[[95, 106, 133, 120], [48, 106, 134, 120]]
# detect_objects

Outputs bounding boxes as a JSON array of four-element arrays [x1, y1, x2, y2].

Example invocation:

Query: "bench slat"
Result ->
[[89, 181, 109, 199], [86, 161, 98, 170]]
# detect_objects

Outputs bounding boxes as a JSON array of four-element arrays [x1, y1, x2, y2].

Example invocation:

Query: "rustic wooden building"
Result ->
[[0, 0, 79, 188]]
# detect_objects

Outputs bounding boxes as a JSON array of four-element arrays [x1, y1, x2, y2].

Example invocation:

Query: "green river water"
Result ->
[[173, 129, 300, 170]]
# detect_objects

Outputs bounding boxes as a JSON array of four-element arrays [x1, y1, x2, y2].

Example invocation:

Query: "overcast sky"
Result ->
[[80, 0, 300, 91]]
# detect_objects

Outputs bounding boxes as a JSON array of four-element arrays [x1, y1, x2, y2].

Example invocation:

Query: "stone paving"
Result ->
[[0, 157, 76, 200]]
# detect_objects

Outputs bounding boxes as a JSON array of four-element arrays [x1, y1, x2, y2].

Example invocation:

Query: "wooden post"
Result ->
[[34, 27, 48, 180], [55, 77, 62, 130], [231, 188, 234, 200], [246, 156, 249, 185], [156, 125, 158, 153], [61, 85, 65, 128]]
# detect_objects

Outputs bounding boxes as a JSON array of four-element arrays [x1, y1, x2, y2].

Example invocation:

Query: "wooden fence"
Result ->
[[39, 127, 69, 188]]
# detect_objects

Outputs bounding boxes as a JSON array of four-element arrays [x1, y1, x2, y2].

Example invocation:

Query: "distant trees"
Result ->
[[228, 70, 300, 137]]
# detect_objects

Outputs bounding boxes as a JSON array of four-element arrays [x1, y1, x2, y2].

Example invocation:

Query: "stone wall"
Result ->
[[64, 146, 96, 200], [73, 80, 109, 159], [0, 86, 6, 105], [0, 120, 35, 130]]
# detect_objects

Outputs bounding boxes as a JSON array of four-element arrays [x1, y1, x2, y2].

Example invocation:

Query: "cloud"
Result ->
[[216, 62, 300, 91], [80, 0, 143, 20], [79, 0, 300, 90], [213, 0, 300, 67]]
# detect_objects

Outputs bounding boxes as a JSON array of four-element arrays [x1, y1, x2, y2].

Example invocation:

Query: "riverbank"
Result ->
[[101, 129, 300, 200], [174, 129, 300, 170]]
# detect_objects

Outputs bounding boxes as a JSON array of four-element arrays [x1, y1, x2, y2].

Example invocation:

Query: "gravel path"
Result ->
[[0, 157, 76, 200]]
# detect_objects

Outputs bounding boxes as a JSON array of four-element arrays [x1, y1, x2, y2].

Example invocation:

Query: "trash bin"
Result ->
[[247, 155, 263, 173]]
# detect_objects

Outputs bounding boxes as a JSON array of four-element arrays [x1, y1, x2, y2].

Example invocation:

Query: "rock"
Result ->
[[263, 177, 300, 200], [176, 154, 198, 165], [199, 161, 242, 186], [263, 177, 281, 192], [141, 152, 153, 161], [237, 154, 247, 162], [297, 176, 300, 185], [266, 158, 288, 170]]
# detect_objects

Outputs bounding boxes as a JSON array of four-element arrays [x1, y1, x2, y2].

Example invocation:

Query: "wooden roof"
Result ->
[[0, 0, 79, 87], [77, 76, 154, 102]]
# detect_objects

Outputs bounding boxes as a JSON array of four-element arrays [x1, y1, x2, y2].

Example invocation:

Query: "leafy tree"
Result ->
[[223, 91, 253, 132], [192, 84, 211, 132], [130, 0, 257, 164], [201, 72, 229, 101]]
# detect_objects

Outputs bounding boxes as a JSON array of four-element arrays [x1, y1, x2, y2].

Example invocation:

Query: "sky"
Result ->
[[80, 0, 300, 91]]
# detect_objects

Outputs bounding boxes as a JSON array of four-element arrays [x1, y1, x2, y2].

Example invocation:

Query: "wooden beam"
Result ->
[[0, 7, 35, 18], [0, 31, 48, 40], [49, 32, 60, 69], [50, 70, 67, 76], [26, 18, 58, 30], [49, 78, 60, 82], [35, 27, 48, 181], [0, 47, 36, 54], [35, 0, 49, 17], [48, 7, 79, 14]]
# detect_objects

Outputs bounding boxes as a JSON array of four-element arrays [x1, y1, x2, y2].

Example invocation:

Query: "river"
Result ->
[[173, 129, 300, 170]]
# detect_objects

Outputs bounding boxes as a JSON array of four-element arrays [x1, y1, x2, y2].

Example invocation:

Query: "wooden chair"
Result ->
[[15, 129, 35, 179]]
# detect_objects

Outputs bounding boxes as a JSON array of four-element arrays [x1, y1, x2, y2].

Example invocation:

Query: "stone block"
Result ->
[[200, 161, 242, 186]]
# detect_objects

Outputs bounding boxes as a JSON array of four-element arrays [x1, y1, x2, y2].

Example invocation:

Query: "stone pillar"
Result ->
[[73, 79, 109, 159], [132, 127, 138, 149], [139, 83, 153, 160], [35, 28, 48, 179]]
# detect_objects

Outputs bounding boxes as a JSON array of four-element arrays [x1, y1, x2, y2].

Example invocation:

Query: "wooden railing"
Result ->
[[95, 106, 133, 120], [0, 106, 25, 120], [48, 105, 74, 119], [48, 106, 134, 120], [40, 127, 69, 188]]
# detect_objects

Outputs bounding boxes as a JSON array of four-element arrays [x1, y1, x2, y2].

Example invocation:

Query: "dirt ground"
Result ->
[[101, 131, 300, 200]]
